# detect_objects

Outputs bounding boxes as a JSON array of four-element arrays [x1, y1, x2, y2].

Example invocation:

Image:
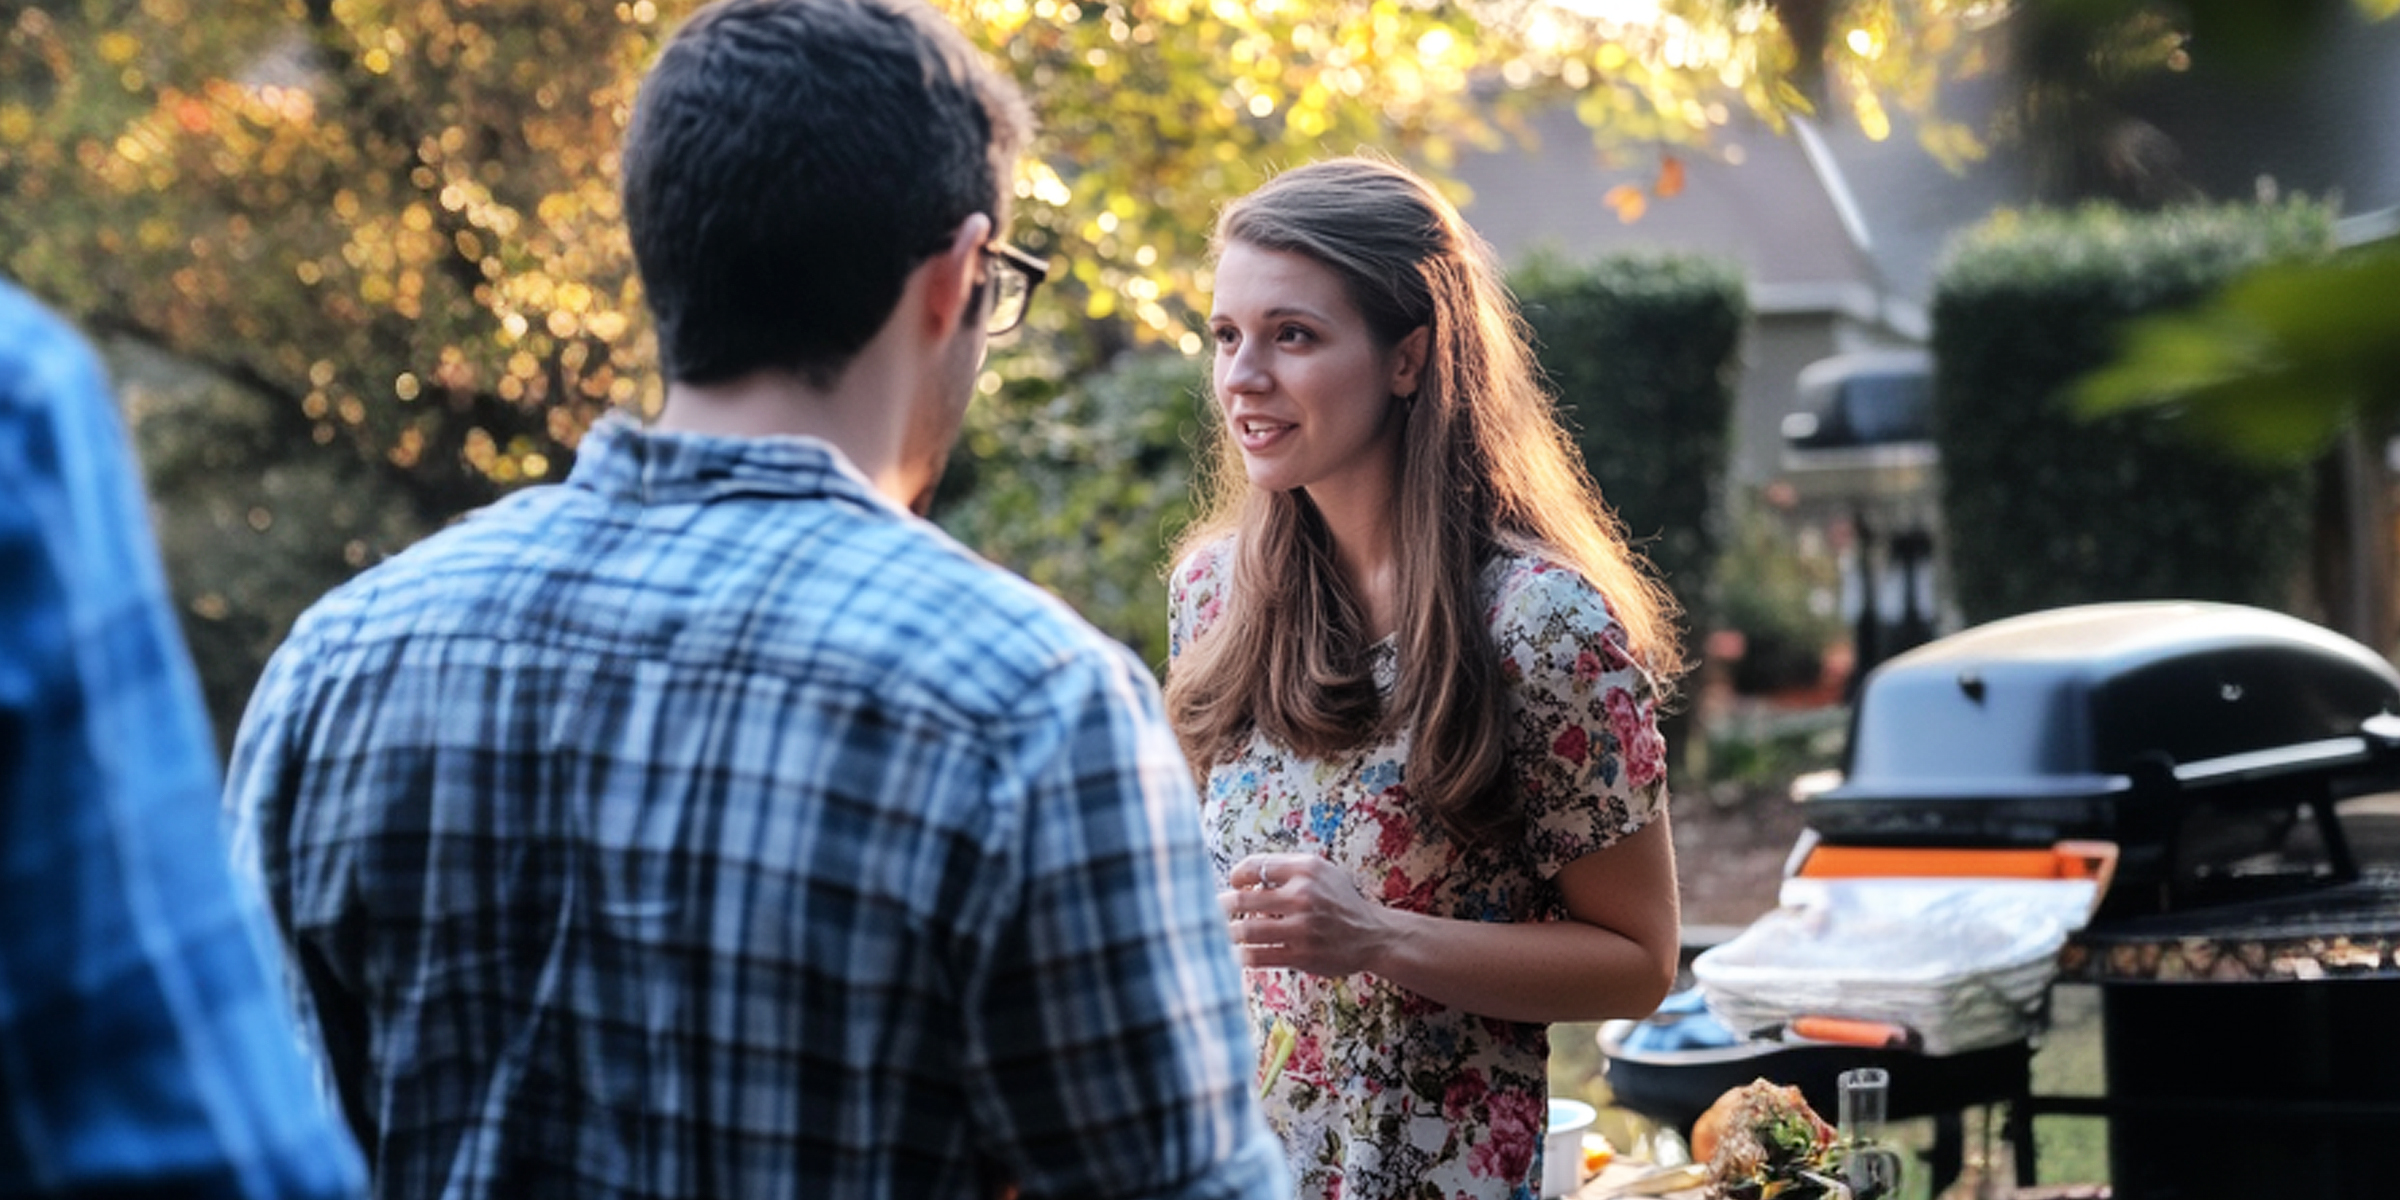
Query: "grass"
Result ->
[[2024, 984, 2111, 1189]]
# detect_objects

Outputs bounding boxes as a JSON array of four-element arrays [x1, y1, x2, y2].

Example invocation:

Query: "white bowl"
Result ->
[[1543, 1097, 1597, 1198]]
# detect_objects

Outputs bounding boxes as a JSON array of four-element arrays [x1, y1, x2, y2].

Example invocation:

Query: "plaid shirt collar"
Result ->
[[568, 411, 910, 517]]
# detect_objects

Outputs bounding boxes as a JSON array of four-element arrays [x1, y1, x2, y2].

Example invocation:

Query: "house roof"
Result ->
[[1448, 78, 2033, 332], [1449, 105, 1871, 289]]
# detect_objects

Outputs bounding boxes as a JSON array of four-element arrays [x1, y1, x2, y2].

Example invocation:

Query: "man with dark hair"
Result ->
[[1, 276, 367, 1198], [225, 2, 1288, 1197]]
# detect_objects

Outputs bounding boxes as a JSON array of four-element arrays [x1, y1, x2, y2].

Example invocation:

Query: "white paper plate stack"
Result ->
[[1691, 877, 2095, 1055]]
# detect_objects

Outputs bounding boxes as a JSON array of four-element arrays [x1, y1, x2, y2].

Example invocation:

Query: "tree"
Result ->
[[53, 0, 2392, 739], [934, 350, 1210, 671], [6, 0, 652, 525], [2, 0, 2011, 518], [4, 0, 2020, 738]]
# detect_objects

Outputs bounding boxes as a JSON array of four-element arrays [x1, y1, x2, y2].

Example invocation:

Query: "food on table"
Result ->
[[1693, 1079, 1840, 1199], [1582, 1131, 1615, 1178]]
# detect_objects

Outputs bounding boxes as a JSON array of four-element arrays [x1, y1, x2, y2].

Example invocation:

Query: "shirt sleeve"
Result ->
[[1165, 539, 1231, 663], [224, 635, 378, 1160], [1493, 559, 1671, 880], [959, 643, 1290, 1200], [0, 282, 367, 1200]]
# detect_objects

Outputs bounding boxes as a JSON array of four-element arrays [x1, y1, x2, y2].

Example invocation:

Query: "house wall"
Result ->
[[1735, 310, 1831, 492]]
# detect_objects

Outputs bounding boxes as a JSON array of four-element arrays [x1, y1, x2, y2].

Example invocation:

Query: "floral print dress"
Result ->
[[1168, 542, 1670, 1200]]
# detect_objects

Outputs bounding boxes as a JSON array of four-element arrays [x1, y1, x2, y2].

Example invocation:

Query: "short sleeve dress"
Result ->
[[1167, 540, 1671, 1200]]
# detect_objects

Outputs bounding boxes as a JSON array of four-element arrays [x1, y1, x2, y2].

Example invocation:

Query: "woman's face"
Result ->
[[1208, 241, 1424, 509]]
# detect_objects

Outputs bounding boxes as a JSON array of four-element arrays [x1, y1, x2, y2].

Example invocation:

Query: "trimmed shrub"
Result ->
[[1513, 250, 1747, 654], [1930, 202, 2332, 623]]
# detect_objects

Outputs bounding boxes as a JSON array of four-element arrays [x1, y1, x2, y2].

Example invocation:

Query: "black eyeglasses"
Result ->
[[980, 241, 1048, 336]]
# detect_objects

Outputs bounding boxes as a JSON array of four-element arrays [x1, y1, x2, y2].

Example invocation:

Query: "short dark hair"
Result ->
[[621, 0, 1033, 386]]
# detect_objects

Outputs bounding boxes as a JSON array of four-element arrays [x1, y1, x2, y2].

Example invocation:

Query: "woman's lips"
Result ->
[[1235, 418, 1294, 452]]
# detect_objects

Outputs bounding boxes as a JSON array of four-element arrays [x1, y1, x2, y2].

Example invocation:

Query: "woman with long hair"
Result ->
[[1165, 156, 1685, 1200]]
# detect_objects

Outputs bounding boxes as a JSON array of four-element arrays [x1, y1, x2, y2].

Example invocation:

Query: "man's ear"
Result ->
[[1389, 325, 1430, 398], [919, 212, 994, 341]]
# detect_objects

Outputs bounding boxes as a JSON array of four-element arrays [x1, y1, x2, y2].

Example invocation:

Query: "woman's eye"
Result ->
[[1277, 324, 1313, 344], [1211, 326, 1238, 347]]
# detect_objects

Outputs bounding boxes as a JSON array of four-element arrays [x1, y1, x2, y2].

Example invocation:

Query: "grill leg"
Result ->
[[1925, 1112, 1962, 1198], [2007, 1098, 2038, 1188]]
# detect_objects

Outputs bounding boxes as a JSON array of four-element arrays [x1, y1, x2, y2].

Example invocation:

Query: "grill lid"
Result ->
[[1807, 602, 2400, 846]]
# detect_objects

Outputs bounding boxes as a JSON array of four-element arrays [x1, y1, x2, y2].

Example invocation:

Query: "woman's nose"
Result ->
[[1220, 340, 1269, 394]]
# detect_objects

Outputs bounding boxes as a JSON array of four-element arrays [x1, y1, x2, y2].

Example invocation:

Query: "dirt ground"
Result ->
[[1667, 781, 1815, 929]]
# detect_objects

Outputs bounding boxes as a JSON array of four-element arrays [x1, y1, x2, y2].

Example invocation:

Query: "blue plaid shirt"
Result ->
[[227, 414, 1287, 1200], [0, 279, 368, 1197]]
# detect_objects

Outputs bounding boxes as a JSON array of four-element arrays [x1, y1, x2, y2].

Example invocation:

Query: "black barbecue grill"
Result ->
[[1803, 602, 2400, 918], [1602, 601, 2400, 1200]]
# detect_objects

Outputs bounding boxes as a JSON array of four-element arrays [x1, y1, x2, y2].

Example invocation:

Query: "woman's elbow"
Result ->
[[1634, 932, 1680, 1015], [1576, 922, 1680, 1022], [1609, 923, 1679, 1018]]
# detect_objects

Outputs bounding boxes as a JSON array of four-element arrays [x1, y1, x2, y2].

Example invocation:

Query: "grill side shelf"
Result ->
[[2058, 868, 2400, 983]]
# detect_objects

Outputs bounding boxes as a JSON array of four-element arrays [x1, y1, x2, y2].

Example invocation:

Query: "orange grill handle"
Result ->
[[1789, 1015, 1917, 1050], [1797, 841, 2117, 882]]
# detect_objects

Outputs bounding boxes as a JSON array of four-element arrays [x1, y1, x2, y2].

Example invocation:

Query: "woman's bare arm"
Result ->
[[1221, 815, 1680, 1023]]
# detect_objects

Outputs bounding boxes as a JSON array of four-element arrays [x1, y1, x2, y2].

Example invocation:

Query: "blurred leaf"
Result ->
[[2075, 245, 2400, 463], [1603, 183, 1648, 223], [1655, 154, 1685, 198]]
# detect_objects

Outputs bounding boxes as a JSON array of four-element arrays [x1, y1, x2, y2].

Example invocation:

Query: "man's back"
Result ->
[[229, 417, 1282, 1199]]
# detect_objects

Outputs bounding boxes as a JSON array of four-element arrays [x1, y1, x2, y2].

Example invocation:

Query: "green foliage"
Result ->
[[933, 351, 1209, 672], [1512, 250, 1747, 641], [111, 339, 430, 749], [1714, 497, 1845, 696], [1702, 705, 1847, 791], [2074, 242, 2400, 462], [0, 0, 1975, 735], [1929, 201, 2333, 624]]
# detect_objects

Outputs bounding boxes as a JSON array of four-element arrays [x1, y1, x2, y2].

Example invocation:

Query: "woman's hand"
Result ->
[[1219, 853, 1393, 977], [1214, 820, 1679, 1022]]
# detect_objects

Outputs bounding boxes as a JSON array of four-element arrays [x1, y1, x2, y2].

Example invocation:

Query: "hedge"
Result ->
[[1513, 250, 1747, 653], [1930, 201, 2333, 624]]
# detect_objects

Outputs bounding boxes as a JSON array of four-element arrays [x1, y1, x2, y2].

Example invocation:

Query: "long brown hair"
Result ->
[[1164, 156, 1685, 849]]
